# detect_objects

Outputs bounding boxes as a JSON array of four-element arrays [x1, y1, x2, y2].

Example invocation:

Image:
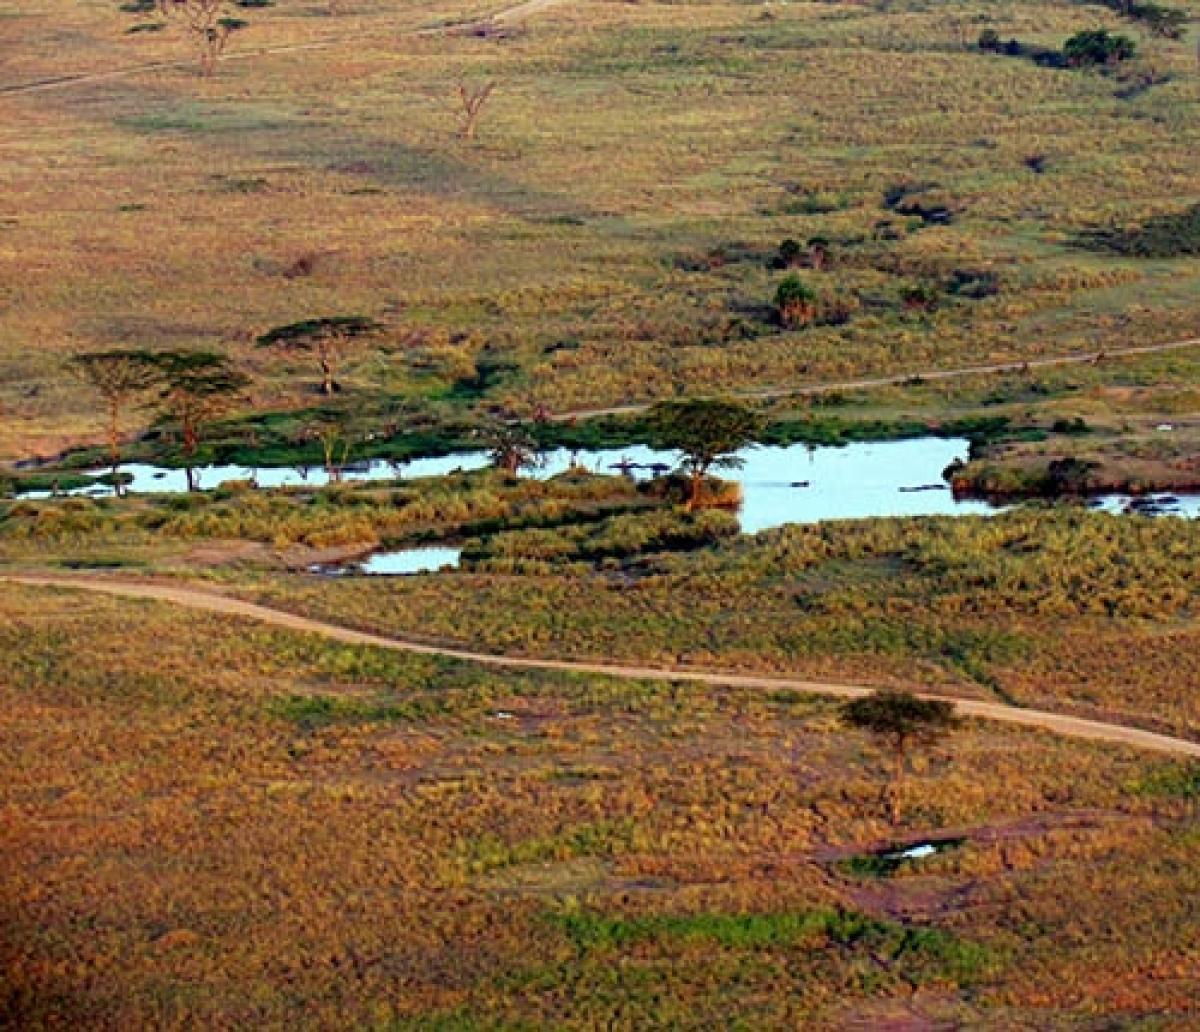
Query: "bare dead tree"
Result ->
[[456, 80, 497, 141], [155, 0, 248, 76]]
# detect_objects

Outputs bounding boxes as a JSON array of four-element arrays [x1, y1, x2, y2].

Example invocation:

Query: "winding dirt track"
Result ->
[[549, 337, 1200, 422], [7, 574, 1199, 759]]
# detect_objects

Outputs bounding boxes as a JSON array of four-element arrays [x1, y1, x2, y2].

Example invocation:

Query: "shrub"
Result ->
[[1063, 29, 1136, 67], [774, 276, 857, 328], [902, 284, 940, 313], [977, 28, 1001, 51], [1074, 204, 1200, 258], [775, 274, 818, 327]]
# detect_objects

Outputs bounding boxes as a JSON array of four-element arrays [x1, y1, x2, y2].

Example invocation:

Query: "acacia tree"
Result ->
[[151, 0, 248, 77], [476, 417, 542, 476], [841, 690, 960, 825], [648, 398, 762, 509], [256, 316, 382, 397], [69, 349, 158, 491], [307, 416, 358, 482], [149, 351, 248, 488], [1063, 29, 1136, 67]]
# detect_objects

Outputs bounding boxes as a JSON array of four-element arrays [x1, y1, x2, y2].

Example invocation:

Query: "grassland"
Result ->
[[3, 0, 1199, 1023], [0, 466, 668, 559], [3, 582, 1199, 1028], [2, 0, 1200, 463], [195, 505, 1193, 738]]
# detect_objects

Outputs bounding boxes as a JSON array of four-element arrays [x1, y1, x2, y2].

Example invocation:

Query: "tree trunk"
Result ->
[[688, 467, 704, 510], [182, 415, 199, 457], [107, 397, 121, 469], [200, 40, 217, 77], [320, 352, 334, 396], [890, 740, 906, 825], [108, 397, 123, 496], [186, 466, 199, 492]]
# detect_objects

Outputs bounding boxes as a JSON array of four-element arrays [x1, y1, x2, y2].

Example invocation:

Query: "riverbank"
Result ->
[[948, 422, 1200, 503]]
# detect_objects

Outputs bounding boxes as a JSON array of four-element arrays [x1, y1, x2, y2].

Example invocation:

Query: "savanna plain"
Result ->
[[1, 0, 1199, 1027]]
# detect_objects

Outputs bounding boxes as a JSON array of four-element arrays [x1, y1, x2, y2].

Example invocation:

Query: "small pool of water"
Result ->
[[840, 836, 967, 877], [355, 547, 463, 576]]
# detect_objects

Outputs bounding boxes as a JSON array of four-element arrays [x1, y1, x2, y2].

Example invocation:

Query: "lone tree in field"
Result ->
[[69, 350, 158, 491], [841, 690, 960, 825], [148, 351, 248, 485], [256, 316, 382, 397], [476, 416, 542, 476], [456, 80, 497, 141], [648, 398, 762, 509], [151, 0, 248, 76]]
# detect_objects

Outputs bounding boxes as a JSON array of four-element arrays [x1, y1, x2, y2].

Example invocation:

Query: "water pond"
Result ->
[[29, 436, 999, 530], [25, 437, 1198, 580]]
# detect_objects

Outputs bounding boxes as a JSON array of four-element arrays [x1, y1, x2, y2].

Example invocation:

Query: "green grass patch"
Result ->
[[461, 819, 642, 875], [548, 906, 1000, 986], [1127, 761, 1200, 799], [271, 691, 463, 729]]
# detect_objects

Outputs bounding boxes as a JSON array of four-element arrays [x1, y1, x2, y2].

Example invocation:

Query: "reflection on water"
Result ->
[[26, 437, 1199, 535]]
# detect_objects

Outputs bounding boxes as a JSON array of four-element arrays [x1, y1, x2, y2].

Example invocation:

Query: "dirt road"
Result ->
[[7, 573, 1199, 759], [549, 337, 1200, 422]]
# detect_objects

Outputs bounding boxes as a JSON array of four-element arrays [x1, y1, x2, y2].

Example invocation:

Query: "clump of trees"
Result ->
[[1091, 0, 1189, 38], [256, 316, 383, 396], [978, 26, 1136, 68], [648, 398, 762, 509], [1063, 29, 1137, 67], [70, 348, 247, 490], [842, 690, 960, 825], [1075, 203, 1200, 257]]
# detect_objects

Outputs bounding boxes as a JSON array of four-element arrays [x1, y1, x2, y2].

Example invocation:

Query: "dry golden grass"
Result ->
[[2, 581, 1198, 1027], [2, 0, 1199, 459]]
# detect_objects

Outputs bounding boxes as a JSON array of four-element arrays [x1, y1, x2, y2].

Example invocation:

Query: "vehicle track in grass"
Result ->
[[547, 337, 1200, 422], [0, 0, 573, 97], [7, 573, 1200, 759]]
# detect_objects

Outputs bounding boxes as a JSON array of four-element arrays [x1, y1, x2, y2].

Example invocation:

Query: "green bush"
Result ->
[[1063, 29, 1136, 67]]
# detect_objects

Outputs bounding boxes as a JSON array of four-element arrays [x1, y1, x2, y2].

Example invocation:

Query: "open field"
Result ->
[[3, 582, 1200, 1027], [2, 0, 1200, 462]]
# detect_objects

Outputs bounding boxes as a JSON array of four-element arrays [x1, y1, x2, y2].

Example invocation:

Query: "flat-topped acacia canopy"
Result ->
[[255, 316, 383, 348]]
